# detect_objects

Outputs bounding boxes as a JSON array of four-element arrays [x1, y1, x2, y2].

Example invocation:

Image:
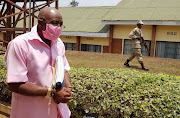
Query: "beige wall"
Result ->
[[113, 25, 135, 39], [81, 37, 109, 46], [142, 25, 153, 41], [60, 35, 76, 43], [156, 26, 180, 42], [60, 36, 109, 46], [113, 25, 152, 41]]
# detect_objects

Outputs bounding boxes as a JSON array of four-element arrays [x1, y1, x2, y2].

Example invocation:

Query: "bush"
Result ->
[[0, 55, 11, 104], [0, 56, 179, 117], [68, 68, 180, 118], [0, 55, 6, 82]]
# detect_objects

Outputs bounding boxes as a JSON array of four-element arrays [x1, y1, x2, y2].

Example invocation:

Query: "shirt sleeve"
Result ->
[[141, 30, 143, 37], [5, 40, 28, 83], [63, 55, 70, 72], [129, 28, 138, 39], [58, 38, 70, 72]]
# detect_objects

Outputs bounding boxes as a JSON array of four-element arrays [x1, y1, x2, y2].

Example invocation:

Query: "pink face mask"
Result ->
[[42, 24, 62, 40]]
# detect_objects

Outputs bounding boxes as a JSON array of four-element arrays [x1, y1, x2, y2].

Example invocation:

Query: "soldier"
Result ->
[[124, 20, 149, 71]]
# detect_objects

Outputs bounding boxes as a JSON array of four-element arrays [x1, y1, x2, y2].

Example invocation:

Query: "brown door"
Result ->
[[103, 46, 109, 53], [112, 38, 122, 54]]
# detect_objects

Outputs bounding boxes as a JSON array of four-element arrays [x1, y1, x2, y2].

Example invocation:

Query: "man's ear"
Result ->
[[38, 19, 44, 25], [38, 19, 46, 31], [38, 19, 42, 24]]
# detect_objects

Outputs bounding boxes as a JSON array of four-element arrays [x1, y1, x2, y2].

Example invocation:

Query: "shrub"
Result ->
[[0, 55, 11, 104], [68, 68, 180, 118], [0, 56, 179, 117], [0, 55, 6, 82]]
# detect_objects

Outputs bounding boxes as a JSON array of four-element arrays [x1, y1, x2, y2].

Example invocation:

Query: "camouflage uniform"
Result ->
[[124, 20, 149, 71], [128, 27, 143, 63]]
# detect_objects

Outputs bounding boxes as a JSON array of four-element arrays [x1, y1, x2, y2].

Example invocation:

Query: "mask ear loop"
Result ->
[[38, 18, 47, 31], [38, 19, 42, 24], [38, 18, 45, 24]]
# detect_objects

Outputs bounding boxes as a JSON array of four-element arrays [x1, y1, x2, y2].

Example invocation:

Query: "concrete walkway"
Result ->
[[0, 102, 11, 118], [0, 113, 9, 118]]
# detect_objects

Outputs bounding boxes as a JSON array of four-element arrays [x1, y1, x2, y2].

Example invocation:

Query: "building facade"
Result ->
[[1, 0, 180, 59], [61, 0, 180, 59]]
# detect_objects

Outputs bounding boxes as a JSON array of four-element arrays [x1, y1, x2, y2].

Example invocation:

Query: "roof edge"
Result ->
[[102, 20, 180, 26], [61, 31, 109, 37]]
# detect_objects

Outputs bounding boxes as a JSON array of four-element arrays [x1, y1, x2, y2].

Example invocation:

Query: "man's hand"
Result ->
[[136, 37, 141, 40], [53, 87, 73, 104], [144, 43, 148, 48]]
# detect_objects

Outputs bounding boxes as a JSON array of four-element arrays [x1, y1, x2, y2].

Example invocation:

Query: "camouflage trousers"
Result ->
[[128, 48, 143, 63]]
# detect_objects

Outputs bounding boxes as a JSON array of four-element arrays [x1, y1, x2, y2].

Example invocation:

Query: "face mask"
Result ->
[[42, 24, 62, 40]]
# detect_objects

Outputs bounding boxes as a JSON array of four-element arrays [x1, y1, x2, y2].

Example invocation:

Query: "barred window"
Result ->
[[64, 43, 76, 51], [81, 44, 101, 53], [156, 41, 180, 59], [123, 39, 151, 56]]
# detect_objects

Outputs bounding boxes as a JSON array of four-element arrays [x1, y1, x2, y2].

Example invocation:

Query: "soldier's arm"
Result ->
[[129, 29, 139, 39], [141, 37, 145, 43], [140, 37, 148, 48]]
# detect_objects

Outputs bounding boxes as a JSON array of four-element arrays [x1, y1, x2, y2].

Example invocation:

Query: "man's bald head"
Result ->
[[38, 7, 61, 20], [38, 7, 63, 27]]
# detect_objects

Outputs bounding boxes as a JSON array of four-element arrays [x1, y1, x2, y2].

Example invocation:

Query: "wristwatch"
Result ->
[[45, 87, 52, 99]]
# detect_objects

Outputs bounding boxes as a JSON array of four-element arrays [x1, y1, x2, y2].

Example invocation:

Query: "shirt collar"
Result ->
[[27, 25, 43, 42]]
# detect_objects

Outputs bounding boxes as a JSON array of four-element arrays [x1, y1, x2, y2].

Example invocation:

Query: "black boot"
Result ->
[[140, 62, 149, 71], [124, 59, 131, 67]]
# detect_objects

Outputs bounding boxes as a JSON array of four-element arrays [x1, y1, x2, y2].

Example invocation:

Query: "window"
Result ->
[[155, 42, 166, 58], [123, 39, 151, 56], [123, 39, 133, 54], [176, 43, 180, 59], [156, 41, 180, 59], [81, 44, 101, 53], [64, 43, 76, 51], [141, 41, 151, 56]]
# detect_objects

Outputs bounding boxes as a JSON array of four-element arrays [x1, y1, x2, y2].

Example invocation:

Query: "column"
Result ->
[[150, 25, 156, 57]]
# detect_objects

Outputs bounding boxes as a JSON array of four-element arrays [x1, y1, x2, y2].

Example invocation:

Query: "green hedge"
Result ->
[[68, 68, 180, 117], [0, 55, 6, 82], [0, 56, 180, 117], [0, 55, 11, 104]]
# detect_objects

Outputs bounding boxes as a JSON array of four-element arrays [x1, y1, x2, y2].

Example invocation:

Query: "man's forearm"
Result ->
[[8, 82, 48, 96], [8, 72, 71, 96], [64, 71, 71, 87]]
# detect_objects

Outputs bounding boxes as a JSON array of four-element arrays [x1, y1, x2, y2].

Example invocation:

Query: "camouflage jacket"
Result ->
[[129, 27, 143, 49]]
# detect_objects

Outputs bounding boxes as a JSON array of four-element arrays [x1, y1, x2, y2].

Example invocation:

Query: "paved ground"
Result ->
[[0, 102, 11, 118], [0, 113, 9, 118]]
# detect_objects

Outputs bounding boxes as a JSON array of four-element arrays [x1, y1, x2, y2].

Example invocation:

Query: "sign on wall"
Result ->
[[167, 32, 177, 35], [87, 37, 94, 40]]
